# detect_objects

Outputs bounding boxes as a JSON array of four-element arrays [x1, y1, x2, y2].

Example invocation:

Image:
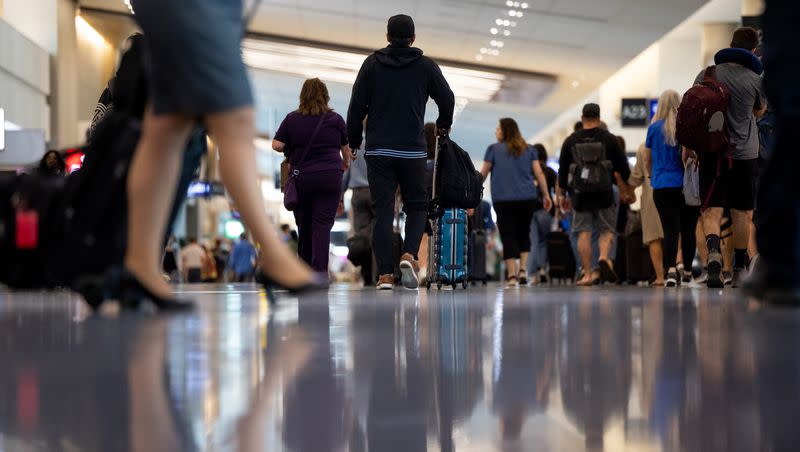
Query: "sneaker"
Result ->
[[538, 269, 549, 285], [398, 253, 420, 290], [666, 272, 679, 287], [506, 277, 519, 288], [695, 267, 709, 284], [376, 274, 394, 290], [707, 253, 724, 289], [723, 271, 733, 286], [518, 270, 528, 285], [732, 268, 743, 288]]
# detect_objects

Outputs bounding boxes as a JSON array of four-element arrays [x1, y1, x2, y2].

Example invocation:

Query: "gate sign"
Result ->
[[621, 98, 650, 127]]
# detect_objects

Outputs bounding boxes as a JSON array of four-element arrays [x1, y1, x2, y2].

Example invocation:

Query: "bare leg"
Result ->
[[519, 252, 529, 276], [696, 219, 708, 266], [649, 240, 665, 284], [206, 107, 313, 288], [731, 209, 753, 250], [505, 259, 519, 280], [598, 232, 614, 261], [702, 208, 723, 239], [577, 232, 593, 285], [418, 233, 429, 274], [722, 234, 734, 273], [125, 109, 194, 298], [748, 221, 758, 258]]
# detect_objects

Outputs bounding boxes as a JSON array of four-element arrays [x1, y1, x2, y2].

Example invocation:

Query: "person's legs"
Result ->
[[495, 202, 520, 280], [124, 108, 194, 298], [397, 158, 428, 260], [528, 209, 551, 274], [577, 231, 593, 285], [294, 204, 312, 267], [306, 171, 342, 273], [366, 156, 399, 277], [517, 200, 536, 280], [596, 205, 619, 283], [696, 219, 708, 266], [206, 107, 314, 288], [680, 205, 701, 272], [702, 207, 724, 287], [649, 240, 665, 285], [654, 188, 681, 273], [351, 188, 374, 239]]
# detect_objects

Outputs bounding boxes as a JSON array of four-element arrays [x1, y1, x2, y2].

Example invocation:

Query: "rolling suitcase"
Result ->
[[547, 231, 576, 284], [428, 208, 469, 289]]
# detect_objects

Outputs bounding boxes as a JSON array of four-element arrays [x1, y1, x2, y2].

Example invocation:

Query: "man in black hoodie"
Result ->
[[347, 14, 455, 290]]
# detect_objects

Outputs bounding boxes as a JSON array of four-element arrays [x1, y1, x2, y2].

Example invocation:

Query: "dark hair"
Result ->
[[239, 233, 248, 240], [731, 27, 759, 50], [38, 150, 66, 175], [499, 118, 527, 158], [574, 121, 584, 132], [188, 237, 197, 243], [298, 78, 332, 116], [616, 135, 626, 153], [424, 123, 437, 159], [532, 143, 548, 163]]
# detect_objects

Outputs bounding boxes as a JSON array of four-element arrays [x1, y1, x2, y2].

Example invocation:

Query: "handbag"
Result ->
[[283, 113, 327, 211], [683, 158, 701, 207]]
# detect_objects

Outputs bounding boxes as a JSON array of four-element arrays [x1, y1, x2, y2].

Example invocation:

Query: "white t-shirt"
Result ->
[[181, 244, 206, 270]]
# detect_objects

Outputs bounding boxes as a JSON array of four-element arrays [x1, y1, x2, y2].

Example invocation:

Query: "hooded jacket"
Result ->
[[346, 46, 455, 155]]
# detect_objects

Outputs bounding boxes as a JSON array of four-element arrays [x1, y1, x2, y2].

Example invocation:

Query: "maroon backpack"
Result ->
[[676, 66, 731, 154]]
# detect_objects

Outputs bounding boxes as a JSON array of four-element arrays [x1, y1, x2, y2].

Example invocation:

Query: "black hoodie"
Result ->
[[347, 46, 455, 155]]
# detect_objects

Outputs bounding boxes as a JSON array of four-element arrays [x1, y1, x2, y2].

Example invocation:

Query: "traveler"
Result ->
[[418, 122, 438, 281], [341, 119, 374, 285], [646, 90, 701, 287], [200, 244, 217, 283], [122, 0, 325, 310], [629, 144, 665, 286], [181, 238, 205, 284], [688, 27, 766, 288], [557, 103, 633, 286], [346, 14, 455, 290], [229, 233, 258, 283], [480, 118, 553, 288], [36, 150, 66, 178], [273, 78, 351, 274], [162, 235, 181, 283], [527, 144, 558, 285]]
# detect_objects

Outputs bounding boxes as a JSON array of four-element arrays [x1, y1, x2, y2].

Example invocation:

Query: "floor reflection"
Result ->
[[2, 285, 800, 451]]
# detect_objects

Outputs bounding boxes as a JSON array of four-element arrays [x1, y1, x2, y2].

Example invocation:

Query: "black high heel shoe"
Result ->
[[119, 270, 195, 312], [256, 271, 329, 304]]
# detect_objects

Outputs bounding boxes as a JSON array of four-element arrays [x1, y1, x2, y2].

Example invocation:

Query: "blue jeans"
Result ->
[[527, 209, 552, 274]]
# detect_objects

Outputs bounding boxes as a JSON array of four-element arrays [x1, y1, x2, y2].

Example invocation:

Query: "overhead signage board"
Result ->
[[621, 98, 650, 127]]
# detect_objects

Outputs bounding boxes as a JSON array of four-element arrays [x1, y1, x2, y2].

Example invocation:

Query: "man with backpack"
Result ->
[[557, 103, 633, 286], [683, 27, 766, 289], [347, 14, 455, 290]]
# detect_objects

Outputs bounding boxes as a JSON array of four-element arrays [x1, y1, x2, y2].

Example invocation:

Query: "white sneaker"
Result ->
[[399, 253, 420, 290]]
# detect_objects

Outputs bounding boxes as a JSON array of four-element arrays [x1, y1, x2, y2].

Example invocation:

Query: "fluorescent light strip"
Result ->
[[242, 39, 505, 102]]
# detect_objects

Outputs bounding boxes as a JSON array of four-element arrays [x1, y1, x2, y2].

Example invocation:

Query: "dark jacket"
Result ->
[[346, 46, 455, 154], [558, 127, 631, 211]]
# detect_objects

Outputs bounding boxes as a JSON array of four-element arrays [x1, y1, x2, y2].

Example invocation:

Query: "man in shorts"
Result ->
[[690, 27, 767, 288]]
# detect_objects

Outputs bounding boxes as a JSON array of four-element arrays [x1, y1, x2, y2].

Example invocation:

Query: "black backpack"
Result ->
[[567, 138, 613, 196], [434, 136, 483, 210]]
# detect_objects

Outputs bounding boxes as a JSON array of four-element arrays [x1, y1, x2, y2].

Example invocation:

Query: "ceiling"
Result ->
[[80, 0, 710, 157]]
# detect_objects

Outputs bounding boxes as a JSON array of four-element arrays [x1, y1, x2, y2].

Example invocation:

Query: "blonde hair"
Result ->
[[652, 89, 681, 147]]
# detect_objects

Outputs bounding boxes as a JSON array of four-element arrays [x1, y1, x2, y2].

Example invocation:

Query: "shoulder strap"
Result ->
[[292, 113, 328, 169]]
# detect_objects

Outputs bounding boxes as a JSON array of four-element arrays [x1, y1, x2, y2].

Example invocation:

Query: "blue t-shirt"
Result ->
[[484, 143, 538, 202], [646, 120, 684, 189]]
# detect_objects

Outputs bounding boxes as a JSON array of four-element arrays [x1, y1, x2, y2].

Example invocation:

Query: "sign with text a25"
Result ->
[[621, 98, 650, 127]]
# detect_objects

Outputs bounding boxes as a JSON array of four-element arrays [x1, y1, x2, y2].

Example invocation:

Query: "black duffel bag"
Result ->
[[434, 136, 483, 210]]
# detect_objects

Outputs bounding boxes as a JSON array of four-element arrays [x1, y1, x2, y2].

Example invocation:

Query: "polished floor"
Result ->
[[0, 283, 799, 451]]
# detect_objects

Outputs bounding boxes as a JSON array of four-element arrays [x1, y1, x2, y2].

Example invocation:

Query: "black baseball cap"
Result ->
[[387, 14, 415, 39], [582, 103, 600, 119]]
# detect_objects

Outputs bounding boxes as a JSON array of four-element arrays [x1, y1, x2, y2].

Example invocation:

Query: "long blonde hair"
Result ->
[[652, 89, 681, 147]]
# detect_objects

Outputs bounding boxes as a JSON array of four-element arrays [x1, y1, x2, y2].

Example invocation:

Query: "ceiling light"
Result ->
[[513, 1, 520, 6], [508, 10, 518, 17], [521, 2, 528, 8], [490, 27, 498, 34], [571, 80, 580, 89], [516, 11, 523, 17], [510, 21, 517, 27], [122, 0, 134, 13], [497, 41, 504, 48], [503, 30, 511, 36], [475, 54, 484, 61], [506, 0, 514, 6], [496, 18, 503, 25], [480, 48, 488, 54], [503, 19, 510, 26]]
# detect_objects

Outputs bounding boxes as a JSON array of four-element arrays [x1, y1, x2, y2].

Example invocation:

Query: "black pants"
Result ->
[[186, 268, 202, 283], [653, 188, 701, 270], [493, 200, 537, 260], [757, 0, 800, 289], [366, 156, 428, 276]]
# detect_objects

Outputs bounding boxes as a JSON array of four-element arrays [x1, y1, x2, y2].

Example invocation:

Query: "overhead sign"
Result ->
[[621, 98, 650, 127]]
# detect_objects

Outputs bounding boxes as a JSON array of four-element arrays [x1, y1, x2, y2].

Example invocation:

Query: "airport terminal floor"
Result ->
[[1, 283, 798, 452]]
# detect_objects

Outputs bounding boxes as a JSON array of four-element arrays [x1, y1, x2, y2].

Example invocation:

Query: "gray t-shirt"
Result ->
[[694, 63, 765, 160]]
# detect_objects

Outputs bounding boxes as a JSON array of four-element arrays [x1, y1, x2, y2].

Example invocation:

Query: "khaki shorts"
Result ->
[[572, 206, 617, 234]]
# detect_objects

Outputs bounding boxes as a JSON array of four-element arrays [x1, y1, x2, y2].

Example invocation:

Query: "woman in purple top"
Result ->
[[273, 79, 351, 273]]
